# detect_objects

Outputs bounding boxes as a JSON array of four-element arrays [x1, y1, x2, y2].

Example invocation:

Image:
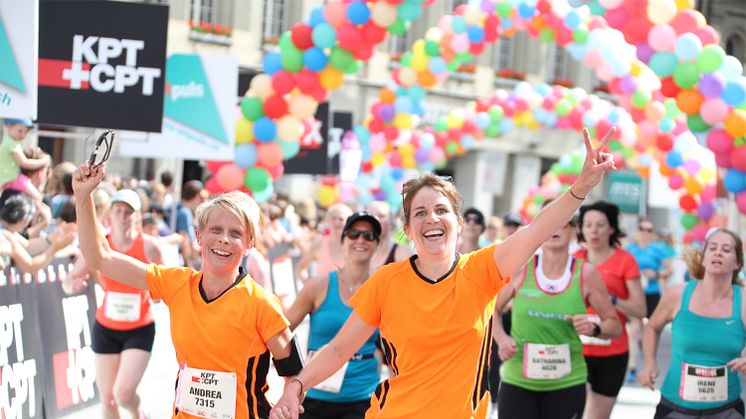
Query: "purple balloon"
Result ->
[[620, 75, 637, 94], [373, 190, 387, 201], [699, 73, 725, 98], [380, 105, 395, 122], [636, 42, 654, 62], [414, 148, 430, 164], [696, 202, 714, 220]]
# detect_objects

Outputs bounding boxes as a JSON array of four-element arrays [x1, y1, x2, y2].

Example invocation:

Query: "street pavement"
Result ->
[[59, 302, 722, 419]]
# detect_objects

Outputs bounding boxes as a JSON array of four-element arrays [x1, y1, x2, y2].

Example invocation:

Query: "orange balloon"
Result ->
[[659, 163, 674, 176], [724, 109, 746, 138], [379, 88, 396, 104], [675, 89, 704, 115], [418, 70, 437, 87], [637, 167, 650, 178], [684, 177, 703, 195]]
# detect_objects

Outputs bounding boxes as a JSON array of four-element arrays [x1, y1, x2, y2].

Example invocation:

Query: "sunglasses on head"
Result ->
[[345, 229, 378, 242]]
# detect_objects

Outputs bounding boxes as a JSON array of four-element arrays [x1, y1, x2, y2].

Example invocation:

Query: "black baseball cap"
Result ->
[[463, 207, 485, 225], [342, 211, 382, 239], [503, 212, 524, 227]]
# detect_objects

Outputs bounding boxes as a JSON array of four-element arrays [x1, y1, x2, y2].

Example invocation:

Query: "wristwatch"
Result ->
[[592, 323, 602, 337]]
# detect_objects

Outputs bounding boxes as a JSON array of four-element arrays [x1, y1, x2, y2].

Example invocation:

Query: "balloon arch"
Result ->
[[206, 0, 746, 238]]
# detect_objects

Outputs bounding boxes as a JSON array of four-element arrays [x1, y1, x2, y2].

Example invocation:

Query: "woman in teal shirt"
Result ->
[[493, 208, 621, 419], [639, 228, 746, 418]]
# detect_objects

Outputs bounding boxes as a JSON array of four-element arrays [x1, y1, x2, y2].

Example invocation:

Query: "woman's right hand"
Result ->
[[49, 222, 76, 251], [637, 368, 658, 390], [72, 163, 105, 198], [269, 380, 305, 419], [497, 336, 517, 362]]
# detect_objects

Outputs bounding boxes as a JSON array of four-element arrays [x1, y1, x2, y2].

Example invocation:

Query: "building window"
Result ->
[[444, 0, 469, 12], [725, 33, 746, 63], [547, 44, 571, 85], [263, 0, 287, 44], [190, 0, 216, 24], [389, 34, 411, 60], [492, 37, 514, 70]]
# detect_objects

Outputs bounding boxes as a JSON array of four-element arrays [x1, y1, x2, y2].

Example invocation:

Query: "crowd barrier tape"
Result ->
[[0, 258, 99, 419]]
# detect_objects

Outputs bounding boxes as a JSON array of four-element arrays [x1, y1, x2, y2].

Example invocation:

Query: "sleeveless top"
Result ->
[[660, 281, 745, 410], [384, 243, 398, 265], [307, 271, 381, 402], [503, 254, 588, 391], [315, 234, 342, 277], [95, 234, 154, 330]]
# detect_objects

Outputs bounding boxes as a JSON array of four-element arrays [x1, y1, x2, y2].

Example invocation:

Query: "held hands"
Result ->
[[574, 127, 617, 196], [496, 336, 517, 362], [269, 380, 305, 419], [637, 368, 658, 391], [727, 357, 746, 374], [72, 163, 105, 198]]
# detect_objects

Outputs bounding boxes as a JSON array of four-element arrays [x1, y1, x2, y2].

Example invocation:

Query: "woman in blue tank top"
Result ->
[[639, 228, 746, 419], [285, 212, 382, 419]]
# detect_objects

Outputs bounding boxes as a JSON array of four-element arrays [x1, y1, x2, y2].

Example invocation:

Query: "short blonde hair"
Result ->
[[194, 191, 261, 244]]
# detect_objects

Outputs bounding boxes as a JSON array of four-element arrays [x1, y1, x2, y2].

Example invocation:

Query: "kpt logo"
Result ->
[[39, 35, 161, 95]]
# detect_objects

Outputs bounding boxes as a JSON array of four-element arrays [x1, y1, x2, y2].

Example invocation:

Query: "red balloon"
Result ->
[[296, 69, 321, 94], [362, 22, 386, 45], [383, 126, 398, 141], [622, 16, 651, 45], [656, 135, 674, 151], [271, 70, 295, 95], [731, 145, 746, 171], [469, 43, 484, 55], [660, 77, 680, 98], [679, 194, 699, 212], [266, 163, 285, 180], [353, 45, 374, 60], [484, 15, 499, 43], [338, 24, 363, 51], [670, 9, 704, 35], [715, 152, 733, 168], [207, 160, 231, 174], [264, 95, 288, 119], [290, 24, 314, 50], [310, 88, 327, 102], [205, 176, 222, 194]]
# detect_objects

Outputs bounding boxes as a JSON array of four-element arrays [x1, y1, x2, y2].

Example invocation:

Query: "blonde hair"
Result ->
[[683, 228, 744, 285], [401, 172, 462, 228], [194, 191, 261, 245]]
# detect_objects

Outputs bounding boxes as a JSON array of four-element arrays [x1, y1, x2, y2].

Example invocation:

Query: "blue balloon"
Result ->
[[391, 167, 405, 181], [312, 24, 336, 49], [722, 79, 746, 107], [518, 3, 535, 19], [649, 52, 678, 78], [461, 134, 475, 150], [408, 86, 426, 100], [467, 27, 484, 43], [262, 52, 282, 76], [309, 7, 326, 27], [724, 169, 746, 193], [564, 10, 581, 29], [565, 43, 588, 61], [501, 19, 513, 30], [303, 47, 328, 72], [410, 101, 424, 116], [428, 56, 447, 74], [451, 16, 467, 33], [395, 96, 412, 113], [665, 150, 683, 168], [347, 1, 370, 25], [674, 33, 702, 62], [354, 126, 371, 145], [234, 143, 258, 169], [398, 1, 422, 21], [253, 183, 274, 203], [475, 112, 491, 129], [254, 117, 276, 142]]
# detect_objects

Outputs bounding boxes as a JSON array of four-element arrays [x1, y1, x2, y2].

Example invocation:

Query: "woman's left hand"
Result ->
[[727, 357, 746, 374], [571, 314, 599, 336], [573, 127, 617, 196]]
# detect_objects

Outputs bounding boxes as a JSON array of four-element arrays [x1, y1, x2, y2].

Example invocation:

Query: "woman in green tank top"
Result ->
[[639, 228, 746, 419], [494, 208, 621, 419]]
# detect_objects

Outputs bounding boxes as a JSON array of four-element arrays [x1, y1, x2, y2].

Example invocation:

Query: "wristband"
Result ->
[[569, 188, 586, 200], [592, 323, 602, 337]]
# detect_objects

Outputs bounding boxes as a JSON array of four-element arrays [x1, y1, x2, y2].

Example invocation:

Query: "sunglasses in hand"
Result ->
[[89, 130, 115, 168], [344, 229, 378, 242]]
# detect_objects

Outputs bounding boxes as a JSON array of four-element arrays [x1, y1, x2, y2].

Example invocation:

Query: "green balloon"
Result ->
[[447, 60, 460, 72], [680, 213, 699, 230], [496, 1, 513, 18], [664, 98, 682, 118], [608, 140, 622, 151], [687, 114, 711, 133], [573, 28, 589, 44], [532, 193, 544, 205], [556, 99, 571, 116], [424, 40, 440, 57], [240, 97, 264, 121], [400, 52, 412, 67], [621, 146, 633, 159], [434, 119, 448, 132], [244, 167, 271, 192], [697, 45, 725, 73], [343, 59, 360, 75], [673, 62, 700, 89], [485, 124, 501, 137], [330, 47, 354, 71], [388, 18, 408, 36], [457, 52, 474, 64], [488, 106, 504, 121], [280, 42, 303, 73], [632, 90, 651, 108], [570, 154, 584, 173], [540, 28, 555, 43], [445, 141, 459, 155]]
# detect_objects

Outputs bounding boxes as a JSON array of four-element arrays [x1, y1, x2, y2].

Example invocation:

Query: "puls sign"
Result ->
[[37, 1, 168, 132]]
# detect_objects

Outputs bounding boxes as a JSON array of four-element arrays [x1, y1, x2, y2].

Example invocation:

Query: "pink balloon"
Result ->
[[692, 224, 709, 242], [205, 176, 222, 194], [324, 2, 348, 27], [215, 164, 245, 190], [668, 173, 684, 190], [736, 191, 746, 214], [695, 26, 720, 46], [700, 98, 731, 125], [257, 142, 284, 168], [706, 129, 734, 154], [700, 185, 716, 202], [683, 159, 701, 176], [648, 24, 676, 51], [670, 9, 705, 34]]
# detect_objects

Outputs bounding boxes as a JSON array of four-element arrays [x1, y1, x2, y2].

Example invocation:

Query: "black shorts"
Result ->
[[584, 352, 629, 397], [646, 293, 661, 318], [300, 397, 370, 419], [654, 397, 744, 419], [498, 382, 586, 419], [92, 321, 156, 354]]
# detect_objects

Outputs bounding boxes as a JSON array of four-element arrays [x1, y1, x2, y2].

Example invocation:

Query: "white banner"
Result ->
[[0, 0, 38, 119]]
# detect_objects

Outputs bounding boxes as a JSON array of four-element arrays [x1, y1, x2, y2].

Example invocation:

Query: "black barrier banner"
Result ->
[[0, 258, 99, 418], [37, 0, 168, 132], [34, 259, 98, 418], [0, 269, 44, 419], [284, 103, 331, 175]]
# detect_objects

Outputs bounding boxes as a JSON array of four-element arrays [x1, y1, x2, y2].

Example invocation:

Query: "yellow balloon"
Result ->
[[249, 74, 274, 99], [447, 112, 462, 129], [410, 53, 428, 72], [235, 118, 254, 144], [412, 40, 425, 55], [394, 114, 412, 129], [319, 67, 344, 89], [318, 185, 338, 208], [401, 155, 417, 169], [398, 142, 414, 156], [684, 177, 703, 195], [371, 152, 386, 167], [463, 5, 481, 24], [674, 0, 694, 9], [647, 0, 677, 24], [630, 61, 644, 77], [289, 94, 318, 119]]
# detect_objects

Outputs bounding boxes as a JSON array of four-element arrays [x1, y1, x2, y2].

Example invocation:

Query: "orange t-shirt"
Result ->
[[573, 247, 640, 356], [96, 234, 154, 330], [349, 245, 507, 419], [146, 264, 289, 419]]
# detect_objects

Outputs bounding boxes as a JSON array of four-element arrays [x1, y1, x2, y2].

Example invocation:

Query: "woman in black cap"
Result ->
[[284, 212, 383, 419]]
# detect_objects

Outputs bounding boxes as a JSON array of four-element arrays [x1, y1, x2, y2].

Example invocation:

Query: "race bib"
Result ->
[[104, 292, 141, 322], [175, 364, 237, 419], [680, 363, 728, 402], [523, 343, 571, 380], [308, 350, 348, 393]]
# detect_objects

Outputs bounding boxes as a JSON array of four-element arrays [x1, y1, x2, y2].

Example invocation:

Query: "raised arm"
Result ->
[[493, 127, 616, 276], [3, 228, 73, 274], [73, 163, 149, 290], [284, 276, 324, 330]]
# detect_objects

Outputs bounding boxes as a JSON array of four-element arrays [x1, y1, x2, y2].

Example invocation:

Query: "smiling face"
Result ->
[[404, 187, 462, 258], [197, 206, 252, 276], [702, 231, 742, 278], [342, 220, 379, 264], [581, 209, 615, 251]]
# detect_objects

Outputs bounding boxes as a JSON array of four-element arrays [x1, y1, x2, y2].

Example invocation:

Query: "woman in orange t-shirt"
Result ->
[[65, 188, 163, 419]]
